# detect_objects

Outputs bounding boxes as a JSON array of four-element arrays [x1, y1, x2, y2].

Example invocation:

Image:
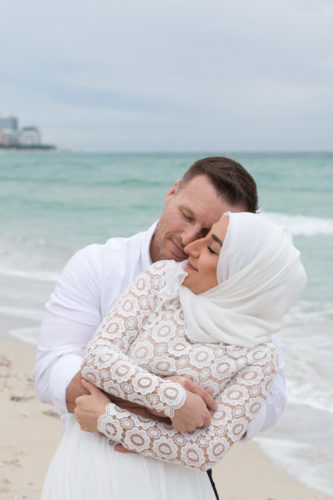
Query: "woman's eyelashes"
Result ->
[[208, 245, 218, 255]]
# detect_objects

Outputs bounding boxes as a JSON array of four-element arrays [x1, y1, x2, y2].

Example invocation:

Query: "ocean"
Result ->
[[1, 151, 332, 495]]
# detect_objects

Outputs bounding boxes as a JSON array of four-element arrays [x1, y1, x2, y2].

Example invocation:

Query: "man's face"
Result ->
[[150, 174, 246, 262]]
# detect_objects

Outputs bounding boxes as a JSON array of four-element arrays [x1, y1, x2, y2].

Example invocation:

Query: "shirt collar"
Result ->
[[141, 219, 158, 270]]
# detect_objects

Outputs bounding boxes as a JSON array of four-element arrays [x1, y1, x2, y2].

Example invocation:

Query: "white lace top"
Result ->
[[82, 261, 278, 471]]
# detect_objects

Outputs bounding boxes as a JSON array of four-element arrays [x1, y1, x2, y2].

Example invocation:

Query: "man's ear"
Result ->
[[164, 180, 180, 205]]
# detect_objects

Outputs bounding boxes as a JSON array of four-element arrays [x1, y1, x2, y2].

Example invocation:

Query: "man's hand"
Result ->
[[66, 371, 89, 412], [74, 380, 110, 432]]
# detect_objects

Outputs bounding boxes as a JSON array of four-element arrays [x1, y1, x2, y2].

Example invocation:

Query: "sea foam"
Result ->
[[0, 266, 58, 282], [255, 400, 333, 496], [281, 300, 333, 414], [256, 434, 333, 496], [0, 305, 43, 321], [264, 212, 333, 236], [7, 326, 40, 345]]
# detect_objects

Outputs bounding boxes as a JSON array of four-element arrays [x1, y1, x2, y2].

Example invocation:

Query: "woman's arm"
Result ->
[[93, 343, 278, 471], [81, 262, 187, 418], [80, 261, 216, 428]]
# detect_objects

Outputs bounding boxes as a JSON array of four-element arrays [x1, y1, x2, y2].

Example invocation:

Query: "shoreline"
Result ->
[[1, 335, 331, 499]]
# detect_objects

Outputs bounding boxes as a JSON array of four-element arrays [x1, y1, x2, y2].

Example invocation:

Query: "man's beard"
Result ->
[[156, 234, 185, 262], [153, 216, 186, 261]]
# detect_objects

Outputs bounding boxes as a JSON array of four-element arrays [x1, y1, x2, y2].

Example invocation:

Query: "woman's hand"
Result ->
[[74, 379, 110, 432], [166, 375, 217, 412], [166, 376, 217, 433], [171, 389, 213, 432]]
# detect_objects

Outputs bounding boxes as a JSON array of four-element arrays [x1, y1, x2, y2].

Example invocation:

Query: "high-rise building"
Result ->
[[0, 116, 19, 131]]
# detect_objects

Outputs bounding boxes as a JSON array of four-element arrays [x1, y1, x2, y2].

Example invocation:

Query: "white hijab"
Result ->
[[162, 212, 307, 347]]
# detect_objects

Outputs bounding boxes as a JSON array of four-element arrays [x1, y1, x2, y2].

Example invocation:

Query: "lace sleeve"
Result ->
[[97, 343, 278, 471], [81, 262, 186, 418]]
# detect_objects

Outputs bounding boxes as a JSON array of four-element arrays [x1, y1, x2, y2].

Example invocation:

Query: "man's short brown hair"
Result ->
[[179, 156, 258, 213]]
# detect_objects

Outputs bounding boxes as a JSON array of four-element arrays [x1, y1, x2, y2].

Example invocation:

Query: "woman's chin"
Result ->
[[182, 277, 199, 295], [182, 275, 189, 286], [182, 276, 192, 290]]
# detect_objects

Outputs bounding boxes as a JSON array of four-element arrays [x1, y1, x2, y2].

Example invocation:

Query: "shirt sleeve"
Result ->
[[81, 262, 186, 418], [241, 333, 286, 441], [97, 343, 279, 471], [33, 245, 103, 417]]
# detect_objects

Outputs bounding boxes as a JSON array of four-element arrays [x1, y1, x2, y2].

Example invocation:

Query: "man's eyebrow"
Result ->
[[211, 234, 223, 247]]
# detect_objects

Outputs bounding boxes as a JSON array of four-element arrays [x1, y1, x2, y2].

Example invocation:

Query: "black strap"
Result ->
[[207, 469, 219, 499]]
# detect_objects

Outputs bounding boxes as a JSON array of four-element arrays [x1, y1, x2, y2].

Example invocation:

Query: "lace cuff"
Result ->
[[98, 403, 123, 442], [158, 381, 186, 418]]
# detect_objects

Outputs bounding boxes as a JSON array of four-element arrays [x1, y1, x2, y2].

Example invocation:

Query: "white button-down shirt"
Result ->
[[33, 221, 286, 437]]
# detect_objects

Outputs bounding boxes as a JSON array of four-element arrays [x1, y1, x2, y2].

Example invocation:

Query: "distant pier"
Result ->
[[0, 144, 56, 151]]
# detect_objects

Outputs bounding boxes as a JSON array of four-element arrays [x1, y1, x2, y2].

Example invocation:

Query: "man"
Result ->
[[34, 156, 286, 498]]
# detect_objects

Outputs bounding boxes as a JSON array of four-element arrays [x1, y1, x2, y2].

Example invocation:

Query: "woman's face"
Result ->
[[182, 216, 229, 294]]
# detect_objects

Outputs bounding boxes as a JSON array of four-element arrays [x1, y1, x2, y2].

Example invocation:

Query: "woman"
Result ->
[[42, 212, 306, 499]]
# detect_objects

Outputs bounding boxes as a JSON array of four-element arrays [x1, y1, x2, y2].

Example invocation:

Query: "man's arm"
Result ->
[[66, 371, 89, 412], [33, 246, 102, 417]]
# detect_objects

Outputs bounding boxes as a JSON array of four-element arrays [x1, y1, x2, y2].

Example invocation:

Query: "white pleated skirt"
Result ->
[[41, 416, 216, 500]]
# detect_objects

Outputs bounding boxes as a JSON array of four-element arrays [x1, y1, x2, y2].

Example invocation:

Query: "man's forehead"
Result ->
[[176, 180, 230, 218], [176, 175, 247, 215], [178, 199, 226, 230]]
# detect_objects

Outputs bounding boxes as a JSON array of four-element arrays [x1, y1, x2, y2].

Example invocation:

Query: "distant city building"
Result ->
[[0, 115, 18, 131], [5, 131, 20, 146], [0, 129, 19, 146], [0, 114, 54, 149], [0, 130, 9, 146], [19, 126, 41, 146]]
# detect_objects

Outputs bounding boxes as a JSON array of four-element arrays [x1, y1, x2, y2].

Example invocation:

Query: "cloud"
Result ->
[[1, 0, 332, 150]]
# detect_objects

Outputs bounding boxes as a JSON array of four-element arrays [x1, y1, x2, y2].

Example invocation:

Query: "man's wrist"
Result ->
[[66, 371, 89, 412], [49, 354, 83, 415]]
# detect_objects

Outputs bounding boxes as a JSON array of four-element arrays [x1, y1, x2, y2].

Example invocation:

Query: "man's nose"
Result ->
[[182, 226, 203, 247]]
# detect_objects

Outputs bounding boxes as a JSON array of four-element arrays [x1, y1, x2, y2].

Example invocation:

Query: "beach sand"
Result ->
[[1, 334, 331, 500]]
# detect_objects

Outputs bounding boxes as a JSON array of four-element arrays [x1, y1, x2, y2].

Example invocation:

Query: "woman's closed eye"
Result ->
[[208, 246, 218, 255]]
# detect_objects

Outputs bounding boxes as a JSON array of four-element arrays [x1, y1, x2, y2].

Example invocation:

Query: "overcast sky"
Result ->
[[1, 0, 332, 151]]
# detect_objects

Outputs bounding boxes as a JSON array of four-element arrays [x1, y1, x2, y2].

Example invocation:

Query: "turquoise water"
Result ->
[[0, 151, 333, 494], [1, 151, 332, 299]]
